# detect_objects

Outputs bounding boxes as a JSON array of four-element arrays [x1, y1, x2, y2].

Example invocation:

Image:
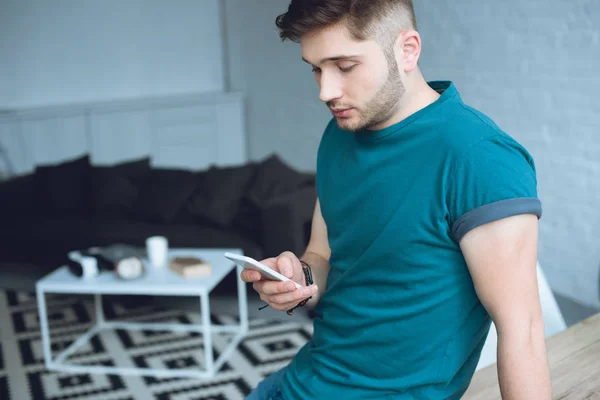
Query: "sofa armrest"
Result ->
[[260, 185, 316, 258]]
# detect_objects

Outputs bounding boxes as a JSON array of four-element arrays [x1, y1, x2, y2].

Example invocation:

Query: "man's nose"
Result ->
[[319, 73, 343, 103]]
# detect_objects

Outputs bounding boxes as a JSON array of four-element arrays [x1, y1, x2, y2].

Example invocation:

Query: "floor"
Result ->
[[1, 263, 598, 400], [0, 288, 311, 400]]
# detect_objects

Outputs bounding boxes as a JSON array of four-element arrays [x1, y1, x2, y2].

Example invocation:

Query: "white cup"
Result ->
[[81, 257, 99, 280], [146, 236, 168, 268]]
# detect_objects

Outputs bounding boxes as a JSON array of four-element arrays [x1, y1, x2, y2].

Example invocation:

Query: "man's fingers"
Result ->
[[268, 284, 318, 305], [277, 252, 296, 278], [250, 253, 315, 313], [259, 257, 278, 269], [240, 269, 261, 282], [254, 280, 297, 295]]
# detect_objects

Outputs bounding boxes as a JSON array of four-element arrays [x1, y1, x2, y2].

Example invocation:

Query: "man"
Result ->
[[242, 1, 552, 399]]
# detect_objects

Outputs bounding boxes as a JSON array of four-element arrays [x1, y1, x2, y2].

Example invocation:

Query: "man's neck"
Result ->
[[368, 76, 441, 131]]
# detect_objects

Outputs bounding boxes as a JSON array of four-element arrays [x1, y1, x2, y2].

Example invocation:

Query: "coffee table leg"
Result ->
[[36, 286, 53, 369], [200, 292, 214, 376], [94, 294, 105, 326], [237, 265, 249, 334]]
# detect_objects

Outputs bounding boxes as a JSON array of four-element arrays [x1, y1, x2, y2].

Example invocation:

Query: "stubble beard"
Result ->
[[336, 57, 405, 133]]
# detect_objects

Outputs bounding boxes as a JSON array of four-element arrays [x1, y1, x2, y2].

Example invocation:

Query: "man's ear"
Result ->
[[395, 30, 421, 72]]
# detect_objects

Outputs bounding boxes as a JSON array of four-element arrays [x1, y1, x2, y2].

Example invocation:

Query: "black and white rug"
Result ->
[[0, 290, 312, 400]]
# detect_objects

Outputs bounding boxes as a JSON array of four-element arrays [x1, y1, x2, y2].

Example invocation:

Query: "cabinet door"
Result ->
[[149, 99, 247, 170], [89, 109, 151, 165], [18, 113, 87, 170], [0, 118, 24, 176], [150, 104, 220, 170], [214, 100, 247, 167]]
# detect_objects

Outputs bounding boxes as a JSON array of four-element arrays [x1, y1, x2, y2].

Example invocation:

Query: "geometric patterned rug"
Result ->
[[0, 290, 312, 400]]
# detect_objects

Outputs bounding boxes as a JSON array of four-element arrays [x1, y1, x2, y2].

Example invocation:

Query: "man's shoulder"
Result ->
[[436, 102, 537, 186], [438, 101, 526, 159]]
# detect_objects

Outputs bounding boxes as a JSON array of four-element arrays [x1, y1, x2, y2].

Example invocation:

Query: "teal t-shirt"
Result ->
[[280, 81, 542, 399]]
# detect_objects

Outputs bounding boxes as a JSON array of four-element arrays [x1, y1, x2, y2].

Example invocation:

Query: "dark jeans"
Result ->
[[245, 366, 287, 400]]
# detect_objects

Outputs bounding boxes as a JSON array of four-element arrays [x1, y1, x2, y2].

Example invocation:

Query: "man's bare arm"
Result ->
[[299, 198, 331, 309], [460, 214, 551, 399]]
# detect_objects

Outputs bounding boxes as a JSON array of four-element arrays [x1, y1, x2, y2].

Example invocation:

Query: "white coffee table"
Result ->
[[35, 248, 248, 379]]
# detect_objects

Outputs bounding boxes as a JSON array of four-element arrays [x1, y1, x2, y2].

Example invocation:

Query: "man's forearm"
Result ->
[[300, 251, 330, 310], [497, 318, 552, 399]]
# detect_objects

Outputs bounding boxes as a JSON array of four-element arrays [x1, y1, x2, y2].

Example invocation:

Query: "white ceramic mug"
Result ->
[[146, 236, 168, 268]]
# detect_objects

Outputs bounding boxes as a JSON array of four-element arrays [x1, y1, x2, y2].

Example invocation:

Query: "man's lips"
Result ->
[[331, 108, 353, 118]]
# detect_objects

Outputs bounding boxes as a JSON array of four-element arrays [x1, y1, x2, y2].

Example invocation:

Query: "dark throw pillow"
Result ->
[[231, 196, 263, 239], [134, 168, 198, 224], [246, 154, 310, 207], [34, 154, 92, 216], [171, 170, 208, 225], [104, 157, 152, 183], [188, 163, 258, 227], [91, 157, 151, 217], [0, 173, 35, 217]]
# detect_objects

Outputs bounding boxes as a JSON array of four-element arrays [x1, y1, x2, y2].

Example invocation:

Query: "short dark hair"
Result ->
[[275, 0, 417, 45]]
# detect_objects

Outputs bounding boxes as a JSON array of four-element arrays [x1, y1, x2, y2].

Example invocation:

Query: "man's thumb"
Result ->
[[279, 257, 294, 278]]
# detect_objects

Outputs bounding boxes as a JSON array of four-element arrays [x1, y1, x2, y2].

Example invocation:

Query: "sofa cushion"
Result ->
[[107, 157, 152, 183], [34, 154, 92, 216], [247, 154, 312, 207], [188, 163, 258, 227], [0, 215, 96, 266], [0, 215, 263, 266], [92, 173, 139, 217], [134, 168, 198, 224], [3, 216, 93, 242], [0, 173, 35, 217], [171, 170, 208, 225], [91, 157, 152, 217], [231, 197, 262, 242]]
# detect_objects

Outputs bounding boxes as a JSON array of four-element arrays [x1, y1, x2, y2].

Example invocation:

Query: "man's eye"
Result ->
[[339, 65, 356, 73], [312, 66, 321, 73]]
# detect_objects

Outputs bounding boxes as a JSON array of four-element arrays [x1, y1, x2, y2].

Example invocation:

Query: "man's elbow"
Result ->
[[496, 312, 546, 346]]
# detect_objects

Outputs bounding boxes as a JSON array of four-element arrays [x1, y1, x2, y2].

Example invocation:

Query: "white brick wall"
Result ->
[[226, 0, 600, 308], [415, 1, 600, 308]]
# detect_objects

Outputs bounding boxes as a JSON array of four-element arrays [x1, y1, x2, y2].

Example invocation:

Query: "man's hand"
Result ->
[[240, 251, 318, 312]]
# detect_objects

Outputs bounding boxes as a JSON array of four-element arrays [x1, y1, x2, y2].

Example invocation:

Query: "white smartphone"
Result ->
[[224, 252, 302, 289]]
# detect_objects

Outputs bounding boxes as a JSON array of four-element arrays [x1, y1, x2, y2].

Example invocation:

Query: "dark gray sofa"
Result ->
[[0, 153, 316, 294]]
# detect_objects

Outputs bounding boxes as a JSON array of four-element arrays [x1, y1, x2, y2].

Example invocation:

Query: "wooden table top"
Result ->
[[463, 312, 600, 399]]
